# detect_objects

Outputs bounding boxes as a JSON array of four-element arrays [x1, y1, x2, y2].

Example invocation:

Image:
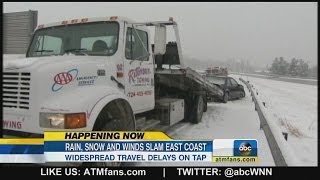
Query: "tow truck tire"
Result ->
[[203, 96, 208, 112], [86, 99, 135, 167], [191, 95, 204, 124]]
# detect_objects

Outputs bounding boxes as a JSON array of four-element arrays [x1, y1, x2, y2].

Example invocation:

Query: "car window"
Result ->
[[207, 76, 225, 85], [230, 78, 238, 87], [226, 79, 232, 87]]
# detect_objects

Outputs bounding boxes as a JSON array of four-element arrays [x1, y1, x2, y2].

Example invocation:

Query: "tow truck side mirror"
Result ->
[[154, 25, 166, 55], [29, 33, 34, 37]]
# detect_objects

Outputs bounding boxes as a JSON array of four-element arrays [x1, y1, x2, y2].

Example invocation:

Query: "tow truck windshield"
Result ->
[[27, 22, 119, 57]]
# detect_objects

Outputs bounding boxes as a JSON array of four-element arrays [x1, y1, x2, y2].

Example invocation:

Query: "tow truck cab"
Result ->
[[3, 16, 163, 136], [3, 16, 219, 137]]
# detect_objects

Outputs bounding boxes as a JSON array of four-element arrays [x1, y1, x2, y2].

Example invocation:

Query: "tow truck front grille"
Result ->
[[3, 72, 31, 109]]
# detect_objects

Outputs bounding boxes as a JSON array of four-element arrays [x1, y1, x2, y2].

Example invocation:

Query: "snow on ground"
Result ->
[[232, 72, 317, 86], [232, 72, 317, 82], [233, 74, 318, 166], [138, 79, 275, 166]]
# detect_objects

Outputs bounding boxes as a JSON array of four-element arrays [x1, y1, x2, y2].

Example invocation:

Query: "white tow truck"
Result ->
[[3, 16, 224, 137]]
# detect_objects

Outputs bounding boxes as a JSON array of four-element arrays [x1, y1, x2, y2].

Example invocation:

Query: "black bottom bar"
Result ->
[[0, 166, 318, 179]]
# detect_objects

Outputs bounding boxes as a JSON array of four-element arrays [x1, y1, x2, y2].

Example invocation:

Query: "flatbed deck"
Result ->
[[155, 67, 224, 97]]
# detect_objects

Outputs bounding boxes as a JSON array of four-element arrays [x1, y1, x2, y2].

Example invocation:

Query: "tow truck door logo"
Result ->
[[128, 67, 151, 86], [52, 69, 78, 92]]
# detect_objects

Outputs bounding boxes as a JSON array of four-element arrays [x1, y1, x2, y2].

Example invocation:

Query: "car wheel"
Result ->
[[223, 92, 229, 103], [240, 91, 245, 98]]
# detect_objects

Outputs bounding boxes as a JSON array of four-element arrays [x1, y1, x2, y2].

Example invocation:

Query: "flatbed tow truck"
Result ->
[[3, 16, 224, 139]]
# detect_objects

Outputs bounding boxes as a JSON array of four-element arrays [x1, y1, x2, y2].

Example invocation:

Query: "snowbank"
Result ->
[[235, 74, 317, 166]]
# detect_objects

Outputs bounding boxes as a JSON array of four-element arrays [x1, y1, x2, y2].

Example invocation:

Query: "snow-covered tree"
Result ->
[[309, 65, 318, 78], [289, 58, 299, 76], [270, 57, 279, 74], [278, 57, 289, 75], [297, 59, 309, 77]]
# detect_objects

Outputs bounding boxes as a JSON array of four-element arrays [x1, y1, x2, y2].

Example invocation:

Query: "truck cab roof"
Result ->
[[36, 16, 137, 30]]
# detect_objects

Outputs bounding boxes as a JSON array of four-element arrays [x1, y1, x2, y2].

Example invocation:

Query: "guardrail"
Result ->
[[239, 78, 287, 166]]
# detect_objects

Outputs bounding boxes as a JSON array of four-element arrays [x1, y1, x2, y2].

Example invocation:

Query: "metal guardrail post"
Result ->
[[239, 78, 287, 166]]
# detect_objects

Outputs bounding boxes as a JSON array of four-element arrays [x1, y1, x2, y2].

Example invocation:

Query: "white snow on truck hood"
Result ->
[[2, 54, 84, 70], [3, 54, 25, 60], [3, 58, 40, 69]]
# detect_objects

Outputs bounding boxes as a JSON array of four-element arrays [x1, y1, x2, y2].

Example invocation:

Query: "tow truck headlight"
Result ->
[[40, 113, 86, 129]]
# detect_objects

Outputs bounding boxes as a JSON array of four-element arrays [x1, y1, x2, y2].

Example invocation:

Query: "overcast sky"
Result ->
[[3, 2, 318, 67]]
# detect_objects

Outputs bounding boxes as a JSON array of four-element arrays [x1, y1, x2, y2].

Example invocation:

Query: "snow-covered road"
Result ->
[[138, 79, 275, 166], [233, 74, 317, 166]]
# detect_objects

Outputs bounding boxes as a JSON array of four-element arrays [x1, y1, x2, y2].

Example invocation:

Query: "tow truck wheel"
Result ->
[[191, 95, 204, 124], [203, 96, 207, 112], [84, 99, 135, 167]]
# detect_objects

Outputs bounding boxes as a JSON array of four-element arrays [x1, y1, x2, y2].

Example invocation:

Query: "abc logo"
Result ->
[[238, 142, 252, 156]]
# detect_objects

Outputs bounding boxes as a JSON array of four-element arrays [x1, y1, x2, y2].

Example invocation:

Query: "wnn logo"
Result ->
[[250, 168, 272, 176]]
